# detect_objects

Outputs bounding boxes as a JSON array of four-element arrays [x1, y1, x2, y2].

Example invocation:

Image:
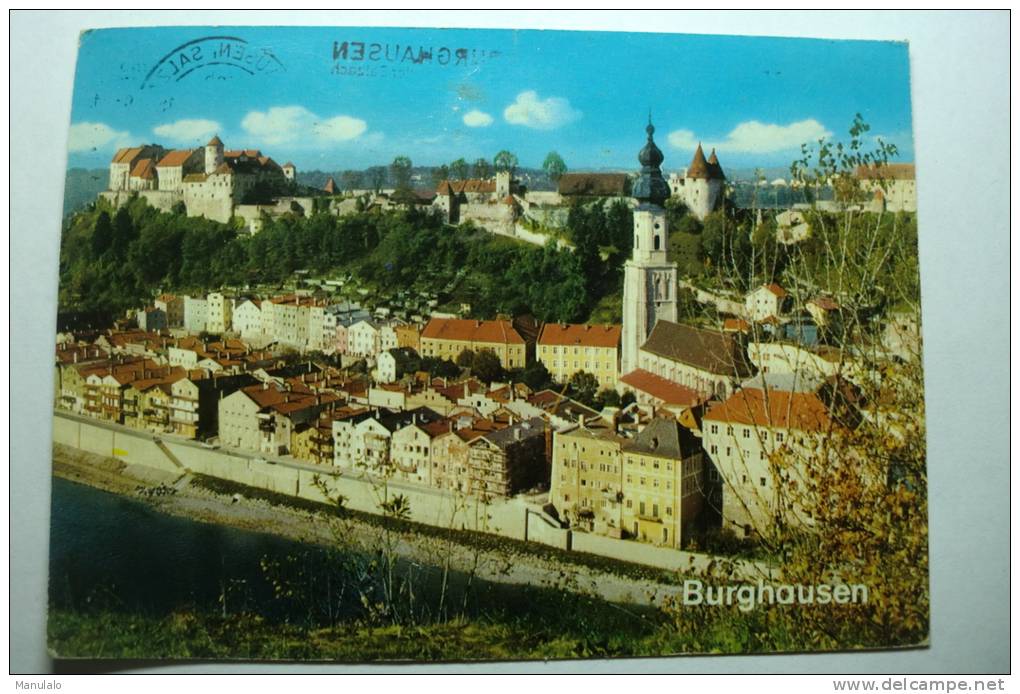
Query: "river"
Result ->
[[48, 476, 657, 630]]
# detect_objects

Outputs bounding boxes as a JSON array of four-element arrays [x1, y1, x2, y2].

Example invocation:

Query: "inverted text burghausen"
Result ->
[[332, 41, 501, 67]]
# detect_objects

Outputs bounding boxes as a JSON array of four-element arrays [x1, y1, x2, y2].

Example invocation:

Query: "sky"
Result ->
[[65, 26, 915, 174]]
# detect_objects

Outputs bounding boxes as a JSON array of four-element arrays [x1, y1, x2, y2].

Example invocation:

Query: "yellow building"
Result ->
[[420, 318, 527, 370], [550, 417, 625, 536], [537, 323, 621, 391], [620, 417, 705, 550]]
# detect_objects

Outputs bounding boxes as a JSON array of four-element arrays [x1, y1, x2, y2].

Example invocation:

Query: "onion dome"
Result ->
[[632, 121, 670, 206]]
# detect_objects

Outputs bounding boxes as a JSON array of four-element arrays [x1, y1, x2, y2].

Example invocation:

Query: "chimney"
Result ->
[[463, 383, 469, 399]]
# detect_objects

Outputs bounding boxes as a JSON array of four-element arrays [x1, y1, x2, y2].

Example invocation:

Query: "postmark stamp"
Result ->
[[141, 35, 285, 90]]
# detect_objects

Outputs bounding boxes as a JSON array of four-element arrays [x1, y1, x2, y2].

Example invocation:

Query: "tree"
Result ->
[[90, 211, 113, 257], [567, 371, 599, 407], [367, 166, 388, 192], [520, 361, 553, 392], [390, 156, 413, 193], [472, 158, 492, 180], [664, 116, 927, 652], [340, 170, 362, 192], [471, 349, 506, 385], [455, 348, 476, 368], [431, 165, 450, 188], [493, 150, 518, 174], [449, 158, 470, 180], [595, 388, 620, 409], [542, 151, 567, 183]]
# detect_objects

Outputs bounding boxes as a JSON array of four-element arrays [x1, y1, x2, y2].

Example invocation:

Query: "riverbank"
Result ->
[[52, 444, 683, 608]]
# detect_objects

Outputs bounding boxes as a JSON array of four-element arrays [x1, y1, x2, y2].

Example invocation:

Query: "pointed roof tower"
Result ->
[[687, 144, 711, 179], [632, 118, 670, 207], [323, 177, 337, 194], [707, 148, 726, 180], [207, 135, 224, 147]]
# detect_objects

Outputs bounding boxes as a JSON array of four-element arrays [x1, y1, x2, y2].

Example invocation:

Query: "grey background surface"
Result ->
[[10, 10, 1010, 674]]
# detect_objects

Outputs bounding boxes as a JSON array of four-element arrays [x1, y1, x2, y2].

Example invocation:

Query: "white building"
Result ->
[[183, 295, 208, 333], [745, 283, 789, 322], [206, 292, 233, 334], [702, 387, 835, 537], [232, 300, 263, 342], [347, 319, 381, 357], [856, 163, 916, 213]]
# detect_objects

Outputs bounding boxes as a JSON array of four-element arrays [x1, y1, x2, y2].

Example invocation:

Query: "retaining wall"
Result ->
[[52, 412, 767, 577]]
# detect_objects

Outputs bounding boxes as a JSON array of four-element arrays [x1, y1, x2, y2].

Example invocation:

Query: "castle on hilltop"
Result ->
[[667, 144, 726, 220], [102, 136, 297, 224]]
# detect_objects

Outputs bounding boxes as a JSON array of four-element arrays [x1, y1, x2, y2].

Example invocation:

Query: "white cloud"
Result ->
[[241, 106, 367, 146], [463, 109, 493, 128], [668, 119, 832, 154], [67, 121, 132, 153], [153, 118, 221, 143], [503, 90, 581, 130]]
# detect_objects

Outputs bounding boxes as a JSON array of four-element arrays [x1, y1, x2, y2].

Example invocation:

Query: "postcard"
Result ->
[[49, 25, 926, 662]]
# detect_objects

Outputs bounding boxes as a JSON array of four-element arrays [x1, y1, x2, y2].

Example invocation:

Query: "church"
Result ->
[[619, 122, 753, 408]]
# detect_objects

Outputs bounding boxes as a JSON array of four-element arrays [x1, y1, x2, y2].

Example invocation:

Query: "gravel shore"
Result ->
[[52, 444, 678, 608]]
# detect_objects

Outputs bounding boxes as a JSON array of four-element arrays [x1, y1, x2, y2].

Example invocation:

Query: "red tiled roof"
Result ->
[[156, 149, 198, 167], [538, 323, 621, 349], [436, 179, 496, 195], [207, 135, 223, 146], [112, 147, 142, 164], [618, 369, 703, 407], [422, 318, 524, 345], [703, 388, 832, 431], [761, 283, 787, 298], [687, 144, 711, 179], [723, 318, 751, 332], [130, 158, 156, 180], [809, 296, 840, 311], [855, 163, 915, 181]]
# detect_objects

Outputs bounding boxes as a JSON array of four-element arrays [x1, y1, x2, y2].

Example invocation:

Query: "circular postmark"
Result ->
[[141, 35, 285, 90]]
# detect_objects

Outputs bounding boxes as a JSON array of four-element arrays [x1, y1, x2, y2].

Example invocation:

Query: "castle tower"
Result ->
[[495, 170, 511, 198], [282, 162, 296, 181], [683, 143, 726, 220], [205, 135, 224, 175], [621, 121, 678, 377]]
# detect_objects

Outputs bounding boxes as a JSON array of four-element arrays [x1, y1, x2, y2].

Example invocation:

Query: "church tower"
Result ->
[[621, 120, 678, 376]]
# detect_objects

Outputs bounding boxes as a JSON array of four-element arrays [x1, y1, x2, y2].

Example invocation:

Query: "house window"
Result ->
[[666, 506, 672, 517], [652, 503, 659, 517], [710, 445, 718, 454], [776, 432, 785, 442], [639, 501, 646, 515], [626, 499, 632, 509], [743, 428, 750, 439], [726, 425, 734, 435], [760, 477, 767, 487]]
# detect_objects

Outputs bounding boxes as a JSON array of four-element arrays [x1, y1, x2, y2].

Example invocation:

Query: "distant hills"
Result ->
[[63, 169, 108, 217]]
